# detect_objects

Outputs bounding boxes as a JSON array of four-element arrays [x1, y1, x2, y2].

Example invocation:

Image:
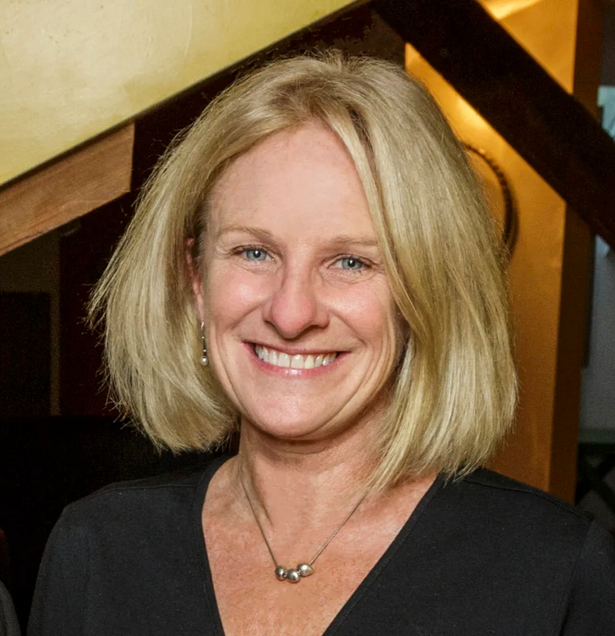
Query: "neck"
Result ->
[[232, 414, 380, 538], [209, 407, 437, 574]]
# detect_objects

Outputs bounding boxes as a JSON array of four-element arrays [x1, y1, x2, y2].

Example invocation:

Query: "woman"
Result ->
[[29, 54, 615, 635]]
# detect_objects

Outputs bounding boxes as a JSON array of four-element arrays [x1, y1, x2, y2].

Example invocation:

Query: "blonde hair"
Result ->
[[90, 53, 517, 489]]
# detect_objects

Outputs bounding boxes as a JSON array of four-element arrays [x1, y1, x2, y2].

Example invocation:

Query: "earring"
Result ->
[[200, 322, 208, 367]]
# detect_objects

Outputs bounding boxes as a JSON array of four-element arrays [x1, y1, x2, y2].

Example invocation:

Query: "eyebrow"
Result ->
[[216, 226, 379, 249], [215, 225, 275, 242], [327, 234, 380, 249]]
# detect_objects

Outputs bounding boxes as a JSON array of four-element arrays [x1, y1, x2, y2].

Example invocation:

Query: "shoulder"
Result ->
[[0, 579, 20, 636], [424, 468, 601, 572], [462, 467, 582, 503], [401, 469, 615, 632], [29, 457, 228, 634], [446, 468, 593, 530], [32, 456, 226, 609], [57, 455, 227, 539], [458, 470, 615, 633]]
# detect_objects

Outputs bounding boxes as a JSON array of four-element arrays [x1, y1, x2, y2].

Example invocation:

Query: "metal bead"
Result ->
[[298, 563, 314, 577], [275, 567, 288, 580], [286, 569, 301, 583]]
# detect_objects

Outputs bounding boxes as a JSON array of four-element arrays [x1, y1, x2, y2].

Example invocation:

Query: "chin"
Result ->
[[248, 419, 330, 442], [241, 406, 345, 443]]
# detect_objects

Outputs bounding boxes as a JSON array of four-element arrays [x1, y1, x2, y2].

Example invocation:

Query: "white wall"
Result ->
[[579, 86, 615, 433], [580, 236, 615, 431]]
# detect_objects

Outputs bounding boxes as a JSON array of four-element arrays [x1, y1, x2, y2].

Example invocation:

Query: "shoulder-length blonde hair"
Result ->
[[90, 52, 517, 489]]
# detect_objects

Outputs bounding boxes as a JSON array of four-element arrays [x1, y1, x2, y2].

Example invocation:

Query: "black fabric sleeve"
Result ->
[[27, 510, 89, 636], [0, 579, 21, 636], [559, 521, 615, 634]]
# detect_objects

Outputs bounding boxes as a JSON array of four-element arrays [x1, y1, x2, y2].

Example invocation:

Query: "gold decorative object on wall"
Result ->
[[465, 144, 518, 256]]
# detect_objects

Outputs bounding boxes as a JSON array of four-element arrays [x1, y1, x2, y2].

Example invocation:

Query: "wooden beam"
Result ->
[[0, 124, 134, 257], [374, 0, 615, 250]]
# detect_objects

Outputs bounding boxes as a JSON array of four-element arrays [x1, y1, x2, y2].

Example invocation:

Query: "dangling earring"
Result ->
[[200, 322, 208, 366]]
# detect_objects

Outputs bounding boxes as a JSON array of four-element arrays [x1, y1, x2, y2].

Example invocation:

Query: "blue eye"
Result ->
[[244, 249, 269, 261], [338, 256, 364, 270]]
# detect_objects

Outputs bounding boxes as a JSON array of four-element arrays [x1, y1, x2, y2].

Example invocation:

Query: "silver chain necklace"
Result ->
[[240, 473, 367, 583]]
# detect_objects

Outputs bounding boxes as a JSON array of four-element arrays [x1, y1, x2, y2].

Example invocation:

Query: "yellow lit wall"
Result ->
[[0, 0, 353, 186], [406, 0, 585, 491]]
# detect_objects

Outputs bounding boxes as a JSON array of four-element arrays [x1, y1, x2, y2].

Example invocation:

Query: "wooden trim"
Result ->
[[0, 124, 134, 257]]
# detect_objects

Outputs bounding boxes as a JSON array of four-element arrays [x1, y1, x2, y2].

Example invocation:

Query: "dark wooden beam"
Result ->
[[374, 0, 615, 250]]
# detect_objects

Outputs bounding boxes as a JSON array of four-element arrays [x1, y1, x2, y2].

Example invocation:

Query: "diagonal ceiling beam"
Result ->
[[374, 0, 615, 250], [0, 124, 134, 257]]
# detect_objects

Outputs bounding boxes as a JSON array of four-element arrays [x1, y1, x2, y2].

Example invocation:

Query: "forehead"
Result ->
[[209, 122, 375, 239]]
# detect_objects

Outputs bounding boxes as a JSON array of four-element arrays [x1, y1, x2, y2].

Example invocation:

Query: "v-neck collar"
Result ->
[[192, 455, 443, 636]]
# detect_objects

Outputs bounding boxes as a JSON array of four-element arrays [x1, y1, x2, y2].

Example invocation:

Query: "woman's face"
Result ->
[[193, 121, 401, 443]]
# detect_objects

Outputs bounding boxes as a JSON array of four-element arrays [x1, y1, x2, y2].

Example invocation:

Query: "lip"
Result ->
[[243, 342, 347, 376]]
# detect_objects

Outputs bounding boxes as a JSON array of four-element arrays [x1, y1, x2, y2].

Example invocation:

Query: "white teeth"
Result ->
[[254, 345, 337, 369]]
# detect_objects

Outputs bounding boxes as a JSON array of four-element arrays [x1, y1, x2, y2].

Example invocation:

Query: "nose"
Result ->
[[263, 265, 329, 339]]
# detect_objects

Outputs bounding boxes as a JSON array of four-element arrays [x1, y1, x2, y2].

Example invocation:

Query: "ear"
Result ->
[[186, 238, 207, 324]]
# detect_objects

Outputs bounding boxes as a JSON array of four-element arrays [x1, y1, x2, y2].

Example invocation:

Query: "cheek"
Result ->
[[334, 287, 399, 350], [204, 264, 271, 324]]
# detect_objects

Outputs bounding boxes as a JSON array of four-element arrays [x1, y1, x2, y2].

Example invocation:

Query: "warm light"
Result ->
[[405, 44, 489, 138], [480, 0, 542, 20], [453, 96, 489, 135]]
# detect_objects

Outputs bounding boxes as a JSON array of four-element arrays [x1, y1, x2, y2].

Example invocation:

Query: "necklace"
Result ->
[[240, 473, 367, 583]]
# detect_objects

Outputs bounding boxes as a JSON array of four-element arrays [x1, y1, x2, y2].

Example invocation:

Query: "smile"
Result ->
[[253, 344, 338, 370]]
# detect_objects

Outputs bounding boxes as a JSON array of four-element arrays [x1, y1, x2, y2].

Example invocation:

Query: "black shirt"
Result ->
[[28, 456, 615, 635], [0, 580, 20, 636]]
